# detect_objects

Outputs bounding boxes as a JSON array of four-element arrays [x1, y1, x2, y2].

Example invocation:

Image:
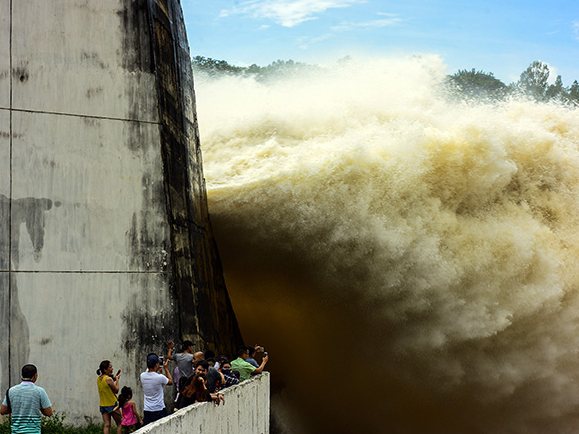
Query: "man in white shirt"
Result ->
[[140, 354, 173, 425]]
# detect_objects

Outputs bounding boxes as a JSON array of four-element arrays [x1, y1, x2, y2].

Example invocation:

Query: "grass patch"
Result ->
[[0, 412, 103, 434]]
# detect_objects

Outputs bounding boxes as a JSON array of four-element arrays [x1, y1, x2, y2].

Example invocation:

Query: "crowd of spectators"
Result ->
[[167, 341, 269, 412], [96, 341, 269, 432], [0, 343, 268, 434]]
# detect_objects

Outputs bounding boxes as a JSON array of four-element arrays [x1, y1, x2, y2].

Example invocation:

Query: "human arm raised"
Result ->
[[163, 360, 174, 385], [253, 354, 269, 374], [166, 340, 175, 361], [105, 370, 121, 394]]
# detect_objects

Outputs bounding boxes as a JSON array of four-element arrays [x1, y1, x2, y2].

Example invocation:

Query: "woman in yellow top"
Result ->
[[97, 360, 122, 434]]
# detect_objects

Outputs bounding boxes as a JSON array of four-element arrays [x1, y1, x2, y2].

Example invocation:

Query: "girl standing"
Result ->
[[115, 386, 143, 434]]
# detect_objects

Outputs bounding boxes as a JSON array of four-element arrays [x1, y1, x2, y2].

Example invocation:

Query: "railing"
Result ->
[[138, 372, 270, 434]]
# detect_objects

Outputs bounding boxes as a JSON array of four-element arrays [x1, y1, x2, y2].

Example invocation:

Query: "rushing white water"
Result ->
[[195, 55, 579, 434]]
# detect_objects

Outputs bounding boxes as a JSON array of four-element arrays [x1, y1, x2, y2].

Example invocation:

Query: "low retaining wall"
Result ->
[[140, 373, 270, 434]]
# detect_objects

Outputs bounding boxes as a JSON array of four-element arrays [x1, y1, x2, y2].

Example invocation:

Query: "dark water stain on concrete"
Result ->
[[117, 0, 157, 128], [80, 51, 108, 70], [118, 0, 153, 74], [86, 87, 104, 99], [39, 337, 52, 345], [120, 272, 178, 407], [0, 194, 55, 392], [120, 273, 177, 351], [141, 0, 243, 356], [0, 131, 23, 140], [12, 65, 29, 84]]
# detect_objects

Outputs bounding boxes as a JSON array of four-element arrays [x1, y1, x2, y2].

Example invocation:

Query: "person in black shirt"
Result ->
[[176, 374, 224, 409]]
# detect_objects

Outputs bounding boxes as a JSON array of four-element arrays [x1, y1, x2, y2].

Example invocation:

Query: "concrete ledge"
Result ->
[[139, 372, 270, 434]]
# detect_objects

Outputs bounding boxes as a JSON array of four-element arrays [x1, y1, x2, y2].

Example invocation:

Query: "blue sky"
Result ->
[[181, 0, 579, 85]]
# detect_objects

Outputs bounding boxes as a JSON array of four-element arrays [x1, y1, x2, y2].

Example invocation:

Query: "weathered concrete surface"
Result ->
[[11, 111, 167, 272], [1, 0, 243, 424], [1, 107, 9, 391], [0, 110, 8, 203], [18, 272, 176, 412], [146, 0, 242, 354], [0, 0, 8, 109], [11, 0, 158, 121], [140, 373, 270, 434]]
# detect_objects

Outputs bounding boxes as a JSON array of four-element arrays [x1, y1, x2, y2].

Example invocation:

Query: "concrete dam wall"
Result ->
[[140, 373, 270, 434], [0, 0, 242, 422]]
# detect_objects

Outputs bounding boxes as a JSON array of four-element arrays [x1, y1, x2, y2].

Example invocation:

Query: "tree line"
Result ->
[[191, 56, 320, 81], [447, 61, 579, 104], [191, 56, 579, 105]]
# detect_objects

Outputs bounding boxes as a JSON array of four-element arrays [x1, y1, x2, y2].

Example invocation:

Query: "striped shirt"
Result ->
[[2, 382, 52, 434]]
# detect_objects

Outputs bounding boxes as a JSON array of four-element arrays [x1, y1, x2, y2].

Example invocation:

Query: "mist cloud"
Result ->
[[195, 57, 579, 433]]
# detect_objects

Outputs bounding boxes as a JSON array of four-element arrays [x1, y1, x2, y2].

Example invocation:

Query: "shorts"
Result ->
[[100, 404, 117, 414], [143, 408, 168, 425]]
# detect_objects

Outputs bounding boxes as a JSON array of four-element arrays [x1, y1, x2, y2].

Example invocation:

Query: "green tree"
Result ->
[[191, 56, 244, 76], [517, 60, 550, 101], [568, 80, 579, 103], [256, 59, 320, 81], [447, 69, 507, 100], [545, 74, 568, 101], [190, 56, 319, 81]]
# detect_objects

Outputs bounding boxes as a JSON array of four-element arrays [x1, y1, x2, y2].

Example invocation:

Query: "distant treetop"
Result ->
[[448, 69, 507, 100], [192, 56, 579, 105], [191, 56, 320, 82]]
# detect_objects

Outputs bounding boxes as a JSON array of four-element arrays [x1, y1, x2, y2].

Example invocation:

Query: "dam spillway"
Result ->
[[0, 0, 241, 421], [195, 59, 579, 433]]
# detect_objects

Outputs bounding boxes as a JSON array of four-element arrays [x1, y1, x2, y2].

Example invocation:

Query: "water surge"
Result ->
[[195, 56, 579, 434]]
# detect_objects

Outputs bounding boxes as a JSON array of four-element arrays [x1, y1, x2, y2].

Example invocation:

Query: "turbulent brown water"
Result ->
[[195, 56, 579, 434]]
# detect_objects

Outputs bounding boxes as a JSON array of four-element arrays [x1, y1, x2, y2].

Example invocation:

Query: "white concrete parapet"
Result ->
[[139, 373, 270, 434]]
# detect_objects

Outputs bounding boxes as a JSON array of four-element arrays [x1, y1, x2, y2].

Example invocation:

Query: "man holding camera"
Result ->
[[230, 346, 269, 382], [140, 354, 173, 425]]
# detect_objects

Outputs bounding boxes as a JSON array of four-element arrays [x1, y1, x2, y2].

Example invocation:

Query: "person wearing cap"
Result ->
[[140, 354, 173, 425], [1, 364, 53, 434]]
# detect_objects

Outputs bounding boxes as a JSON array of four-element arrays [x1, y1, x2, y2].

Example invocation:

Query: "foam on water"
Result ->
[[195, 56, 579, 433]]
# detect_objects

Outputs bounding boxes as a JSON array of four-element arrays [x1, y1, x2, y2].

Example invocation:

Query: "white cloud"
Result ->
[[574, 21, 579, 41], [298, 33, 334, 49], [331, 15, 402, 31], [219, 0, 365, 28]]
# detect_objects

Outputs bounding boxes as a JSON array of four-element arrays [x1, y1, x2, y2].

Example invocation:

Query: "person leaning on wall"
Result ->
[[230, 346, 269, 382], [1, 364, 53, 434]]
